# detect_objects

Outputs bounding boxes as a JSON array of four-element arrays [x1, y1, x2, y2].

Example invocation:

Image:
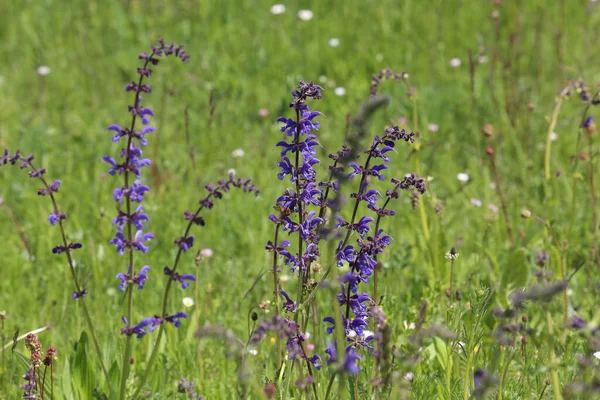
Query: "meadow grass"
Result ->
[[1, 0, 600, 398]]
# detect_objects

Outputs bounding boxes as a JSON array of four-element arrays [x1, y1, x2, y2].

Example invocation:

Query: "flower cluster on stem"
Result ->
[[104, 38, 189, 398]]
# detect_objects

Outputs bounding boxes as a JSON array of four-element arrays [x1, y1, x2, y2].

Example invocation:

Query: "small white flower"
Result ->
[[450, 58, 462, 68], [318, 75, 328, 83], [405, 372, 414, 381], [280, 274, 290, 282], [403, 320, 416, 330], [445, 250, 459, 261], [328, 38, 340, 48], [183, 297, 195, 308], [488, 204, 499, 214], [550, 132, 558, 142], [200, 248, 213, 258], [304, 332, 311, 339], [489, 182, 496, 190], [478, 55, 488, 64], [334, 87, 346, 97], [428, 123, 439, 132], [470, 198, 482, 207], [248, 348, 258, 356], [593, 351, 600, 360], [37, 66, 51, 76], [228, 168, 236, 176], [298, 9, 313, 21], [457, 173, 470, 183], [270, 4, 285, 15], [232, 148, 245, 158]]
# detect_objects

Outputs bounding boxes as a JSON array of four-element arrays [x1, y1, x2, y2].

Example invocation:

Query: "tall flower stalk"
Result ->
[[0, 149, 114, 397], [133, 175, 259, 396], [103, 38, 189, 398], [262, 81, 426, 397]]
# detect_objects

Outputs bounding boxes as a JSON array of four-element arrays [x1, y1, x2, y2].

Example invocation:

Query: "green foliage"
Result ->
[[1, 0, 600, 398]]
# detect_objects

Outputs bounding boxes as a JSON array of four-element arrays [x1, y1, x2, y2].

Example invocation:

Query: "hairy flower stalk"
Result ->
[[134, 174, 259, 396], [0, 150, 113, 396], [104, 38, 189, 399], [323, 127, 424, 376], [267, 81, 325, 392]]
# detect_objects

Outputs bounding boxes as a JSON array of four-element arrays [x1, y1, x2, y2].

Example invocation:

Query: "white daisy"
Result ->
[[334, 87, 346, 96], [270, 4, 285, 15], [37, 66, 51, 76], [232, 148, 245, 158], [457, 173, 470, 183], [298, 9, 313, 21], [183, 297, 195, 307], [450, 58, 461, 68]]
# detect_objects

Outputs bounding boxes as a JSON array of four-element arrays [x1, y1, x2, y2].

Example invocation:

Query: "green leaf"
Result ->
[[61, 357, 74, 399], [501, 247, 530, 292], [433, 337, 449, 370], [72, 331, 96, 398]]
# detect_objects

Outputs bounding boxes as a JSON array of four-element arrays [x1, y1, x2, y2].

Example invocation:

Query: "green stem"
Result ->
[[546, 311, 563, 400], [544, 87, 569, 181], [324, 374, 336, 400], [271, 224, 282, 367], [134, 194, 214, 397], [24, 161, 114, 398], [80, 299, 114, 397], [118, 52, 156, 399]]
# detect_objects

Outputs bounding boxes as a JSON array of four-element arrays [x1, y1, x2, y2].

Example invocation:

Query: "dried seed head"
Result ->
[[312, 263, 322, 274], [520, 209, 532, 219], [482, 123, 494, 137], [264, 382, 277, 399]]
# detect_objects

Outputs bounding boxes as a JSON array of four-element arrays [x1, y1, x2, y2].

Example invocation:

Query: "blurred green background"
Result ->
[[1, 0, 600, 398]]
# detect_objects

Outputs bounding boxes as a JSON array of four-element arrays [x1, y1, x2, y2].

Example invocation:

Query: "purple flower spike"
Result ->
[[52, 242, 82, 254], [280, 291, 296, 313], [134, 265, 150, 289], [581, 115, 594, 128], [163, 267, 196, 289], [72, 289, 88, 299], [344, 352, 361, 374], [174, 235, 194, 252], [38, 180, 61, 196], [310, 354, 322, 370], [117, 265, 151, 291], [570, 316, 587, 329], [133, 230, 154, 253], [165, 312, 187, 327], [48, 212, 66, 226]]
